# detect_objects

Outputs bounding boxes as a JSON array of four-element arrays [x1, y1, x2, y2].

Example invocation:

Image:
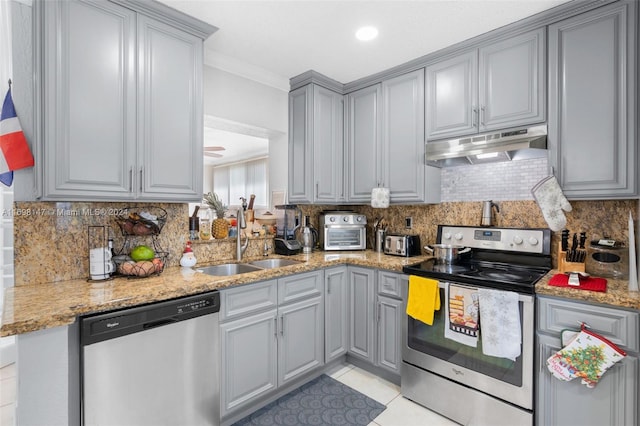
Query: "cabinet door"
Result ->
[[348, 267, 375, 362], [278, 296, 324, 386], [479, 28, 545, 131], [220, 309, 278, 417], [425, 50, 478, 140], [137, 15, 204, 201], [537, 334, 638, 426], [325, 266, 348, 362], [43, 0, 136, 199], [313, 86, 345, 203], [548, 2, 637, 198], [288, 85, 313, 203], [382, 70, 425, 203], [376, 295, 403, 375], [347, 84, 382, 202]]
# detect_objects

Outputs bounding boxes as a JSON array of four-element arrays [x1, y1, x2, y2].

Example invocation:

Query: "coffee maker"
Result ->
[[274, 204, 303, 255]]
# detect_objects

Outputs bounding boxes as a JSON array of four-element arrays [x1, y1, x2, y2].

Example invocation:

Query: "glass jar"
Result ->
[[198, 206, 212, 240]]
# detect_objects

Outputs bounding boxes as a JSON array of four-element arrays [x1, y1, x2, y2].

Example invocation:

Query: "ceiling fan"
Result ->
[[204, 146, 225, 158]]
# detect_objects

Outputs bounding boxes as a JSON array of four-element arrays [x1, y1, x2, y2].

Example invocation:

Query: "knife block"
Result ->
[[557, 242, 586, 273]]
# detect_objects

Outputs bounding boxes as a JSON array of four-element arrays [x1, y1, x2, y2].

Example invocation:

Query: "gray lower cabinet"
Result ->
[[375, 271, 406, 375], [325, 266, 349, 362], [219, 272, 324, 419], [40, 0, 209, 201], [348, 266, 376, 362], [536, 296, 639, 425], [426, 28, 545, 140], [548, 1, 637, 199], [348, 266, 405, 377], [288, 84, 345, 204]]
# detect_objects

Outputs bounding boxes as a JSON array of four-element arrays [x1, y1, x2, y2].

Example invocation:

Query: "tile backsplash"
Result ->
[[441, 158, 548, 201]]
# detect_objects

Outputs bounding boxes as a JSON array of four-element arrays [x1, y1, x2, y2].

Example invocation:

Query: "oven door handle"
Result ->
[[437, 281, 534, 303]]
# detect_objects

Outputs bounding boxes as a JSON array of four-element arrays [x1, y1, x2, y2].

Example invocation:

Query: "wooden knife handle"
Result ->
[[248, 194, 256, 210]]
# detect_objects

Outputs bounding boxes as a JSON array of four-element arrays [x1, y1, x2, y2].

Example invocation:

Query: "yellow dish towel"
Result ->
[[406, 275, 441, 325]]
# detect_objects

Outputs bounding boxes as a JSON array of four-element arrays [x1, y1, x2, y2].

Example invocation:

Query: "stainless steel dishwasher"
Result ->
[[80, 291, 220, 426]]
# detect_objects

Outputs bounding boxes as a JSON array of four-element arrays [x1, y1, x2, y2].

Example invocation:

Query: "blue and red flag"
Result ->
[[0, 86, 34, 186]]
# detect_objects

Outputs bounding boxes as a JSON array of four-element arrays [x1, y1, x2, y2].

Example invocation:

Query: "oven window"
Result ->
[[407, 288, 523, 386], [327, 229, 362, 246]]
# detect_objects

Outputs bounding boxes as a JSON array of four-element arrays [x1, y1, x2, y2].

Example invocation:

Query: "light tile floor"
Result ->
[[0, 361, 458, 426], [328, 363, 459, 426]]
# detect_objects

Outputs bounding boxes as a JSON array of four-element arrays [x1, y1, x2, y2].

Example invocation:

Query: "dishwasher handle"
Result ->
[[143, 317, 179, 330]]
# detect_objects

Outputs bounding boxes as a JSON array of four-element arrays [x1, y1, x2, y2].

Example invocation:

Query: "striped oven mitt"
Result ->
[[546, 325, 626, 388]]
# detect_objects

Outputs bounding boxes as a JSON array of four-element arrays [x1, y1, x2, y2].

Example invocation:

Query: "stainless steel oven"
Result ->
[[319, 211, 367, 251], [402, 225, 551, 426]]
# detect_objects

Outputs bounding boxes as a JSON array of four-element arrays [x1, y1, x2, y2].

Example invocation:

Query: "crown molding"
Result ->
[[204, 49, 289, 92]]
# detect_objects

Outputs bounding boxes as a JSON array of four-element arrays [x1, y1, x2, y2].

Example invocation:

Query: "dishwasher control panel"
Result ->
[[81, 291, 220, 345]]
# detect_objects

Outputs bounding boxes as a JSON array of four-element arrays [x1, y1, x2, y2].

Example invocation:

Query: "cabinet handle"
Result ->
[[139, 167, 143, 192], [480, 106, 486, 126], [376, 303, 380, 324], [280, 316, 284, 336], [316, 182, 319, 199], [327, 280, 331, 294], [128, 167, 133, 192], [274, 318, 278, 337], [472, 107, 478, 127]]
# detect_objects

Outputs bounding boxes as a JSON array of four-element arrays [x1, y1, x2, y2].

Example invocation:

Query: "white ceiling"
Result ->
[[161, 0, 571, 164], [160, 0, 571, 88]]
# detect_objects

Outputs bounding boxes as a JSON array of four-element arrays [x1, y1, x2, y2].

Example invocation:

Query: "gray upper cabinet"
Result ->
[[426, 28, 545, 140], [136, 15, 204, 201], [348, 69, 437, 204], [548, 1, 637, 199], [382, 70, 427, 203], [288, 84, 345, 204], [425, 50, 477, 140], [40, 0, 209, 201], [347, 84, 382, 203]]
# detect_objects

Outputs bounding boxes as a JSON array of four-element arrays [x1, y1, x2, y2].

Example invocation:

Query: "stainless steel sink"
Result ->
[[197, 263, 263, 276], [246, 258, 302, 269]]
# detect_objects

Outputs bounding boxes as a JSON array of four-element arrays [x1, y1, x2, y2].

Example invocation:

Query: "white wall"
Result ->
[[202, 66, 289, 198]]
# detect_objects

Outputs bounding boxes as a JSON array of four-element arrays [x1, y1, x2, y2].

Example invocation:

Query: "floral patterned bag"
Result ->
[[546, 324, 626, 388]]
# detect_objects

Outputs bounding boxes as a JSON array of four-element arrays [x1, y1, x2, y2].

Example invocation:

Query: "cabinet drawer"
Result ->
[[278, 271, 323, 305], [377, 270, 405, 299], [538, 296, 639, 352], [219, 280, 278, 322]]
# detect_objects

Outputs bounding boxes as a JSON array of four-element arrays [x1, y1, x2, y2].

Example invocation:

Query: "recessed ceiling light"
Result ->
[[355, 26, 378, 41]]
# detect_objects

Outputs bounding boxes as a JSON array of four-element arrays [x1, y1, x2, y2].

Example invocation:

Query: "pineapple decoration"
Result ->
[[204, 192, 230, 239]]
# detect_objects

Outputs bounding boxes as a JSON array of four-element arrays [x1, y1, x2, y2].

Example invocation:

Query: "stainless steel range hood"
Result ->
[[425, 124, 547, 167]]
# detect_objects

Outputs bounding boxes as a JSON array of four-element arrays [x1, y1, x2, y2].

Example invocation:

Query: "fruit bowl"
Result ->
[[115, 207, 167, 236], [113, 251, 168, 278]]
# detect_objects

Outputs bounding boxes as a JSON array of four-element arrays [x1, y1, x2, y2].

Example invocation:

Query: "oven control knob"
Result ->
[[329, 217, 336, 222], [512, 236, 523, 245], [528, 237, 539, 246], [443, 232, 452, 240], [356, 216, 363, 222], [454, 233, 463, 241], [342, 216, 349, 223]]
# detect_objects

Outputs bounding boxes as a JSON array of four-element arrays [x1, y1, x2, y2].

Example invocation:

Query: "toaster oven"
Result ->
[[319, 211, 367, 251]]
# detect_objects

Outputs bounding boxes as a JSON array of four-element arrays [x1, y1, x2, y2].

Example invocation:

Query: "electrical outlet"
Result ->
[[405, 217, 413, 229]]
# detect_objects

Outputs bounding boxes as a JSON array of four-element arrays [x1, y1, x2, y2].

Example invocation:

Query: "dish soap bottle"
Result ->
[[180, 241, 197, 267]]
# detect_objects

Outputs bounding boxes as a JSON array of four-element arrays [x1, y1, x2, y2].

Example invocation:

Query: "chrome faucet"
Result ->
[[236, 207, 249, 261]]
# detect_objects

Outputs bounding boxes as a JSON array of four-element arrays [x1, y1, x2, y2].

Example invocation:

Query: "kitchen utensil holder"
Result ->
[[557, 242, 586, 273]]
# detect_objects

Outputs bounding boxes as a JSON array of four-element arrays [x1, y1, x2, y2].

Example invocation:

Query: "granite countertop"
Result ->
[[535, 270, 640, 310], [5, 251, 639, 337], [0, 250, 430, 337]]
